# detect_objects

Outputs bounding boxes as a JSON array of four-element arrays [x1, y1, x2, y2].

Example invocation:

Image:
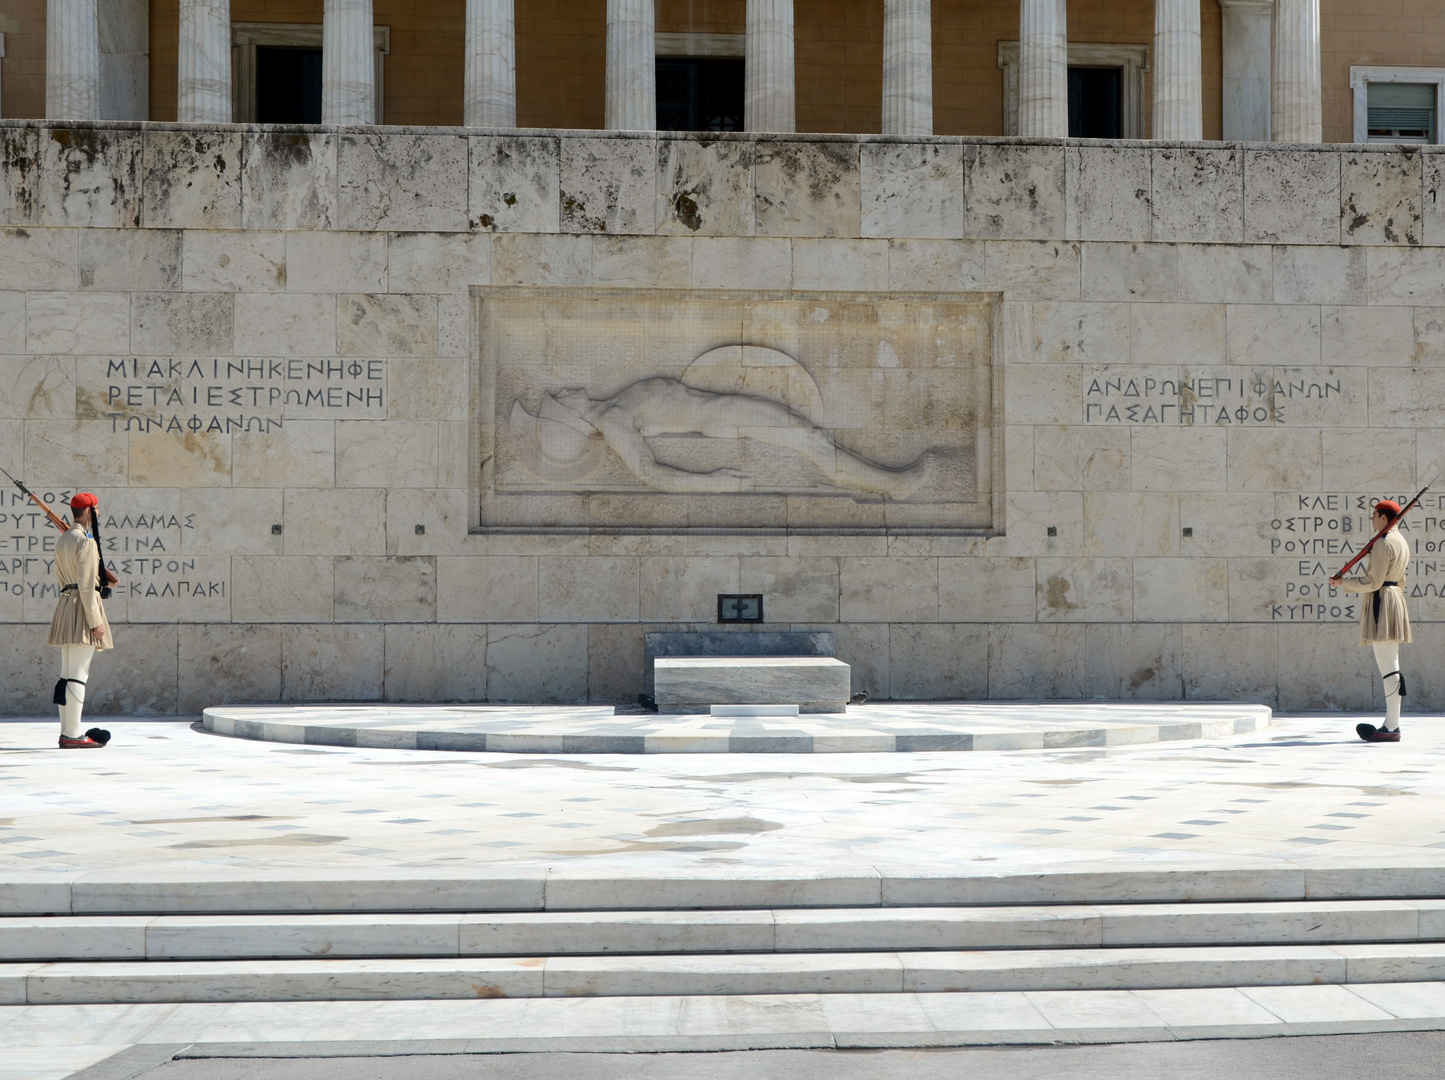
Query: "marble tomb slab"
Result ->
[[653, 656, 853, 713]]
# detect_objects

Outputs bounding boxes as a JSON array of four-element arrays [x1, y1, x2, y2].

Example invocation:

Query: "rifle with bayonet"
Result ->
[[0, 466, 118, 587], [1330, 481, 1432, 581]]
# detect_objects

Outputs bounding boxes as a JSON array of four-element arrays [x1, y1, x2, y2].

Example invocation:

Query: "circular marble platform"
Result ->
[[202, 702, 1273, 754]]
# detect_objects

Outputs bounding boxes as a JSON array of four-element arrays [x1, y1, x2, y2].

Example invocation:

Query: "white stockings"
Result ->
[[57, 643, 94, 738], [1372, 641, 1403, 731]]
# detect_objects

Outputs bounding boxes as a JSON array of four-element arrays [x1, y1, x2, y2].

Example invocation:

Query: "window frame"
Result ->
[[1350, 66, 1445, 145], [233, 22, 391, 125], [997, 42, 1150, 139]]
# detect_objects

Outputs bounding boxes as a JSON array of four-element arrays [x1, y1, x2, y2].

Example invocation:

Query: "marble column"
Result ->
[[1018, 0, 1067, 138], [1272, 0, 1321, 142], [1153, 0, 1202, 139], [882, 0, 933, 135], [46, 0, 101, 120], [746, 0, 795, 133], [466, 0, 515, 127], [322, 0, 374, 126], [178, 0, 232, 124], [605, 0, 654, 130], [1219, 1, 1272, 141]]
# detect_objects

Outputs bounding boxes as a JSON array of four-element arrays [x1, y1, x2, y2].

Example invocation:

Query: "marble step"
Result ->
[[4, 900, 1445, 962], [13, 983, 1445, 1057], [8, 943, 1445, 1004], [11, 861, 1445, 915]]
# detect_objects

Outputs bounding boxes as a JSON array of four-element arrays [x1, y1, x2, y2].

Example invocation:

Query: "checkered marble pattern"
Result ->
[[201, 701, 1273, 754]]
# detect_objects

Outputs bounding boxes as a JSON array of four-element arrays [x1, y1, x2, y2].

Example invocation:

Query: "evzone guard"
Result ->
[[48, 493, 115, 748], [1329, 489, 1426, 742]]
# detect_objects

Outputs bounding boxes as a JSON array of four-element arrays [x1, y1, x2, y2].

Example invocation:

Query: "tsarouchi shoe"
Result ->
[[58, 734, 105, 749], [85, 727, 111, 745], [1356, 723, 1401, 742]]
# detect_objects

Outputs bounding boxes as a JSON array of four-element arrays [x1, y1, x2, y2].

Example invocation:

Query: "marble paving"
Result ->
[[8, 712, 1445, 1073], [0, 711, 1438, 879], [200, 702, 1273, 754]]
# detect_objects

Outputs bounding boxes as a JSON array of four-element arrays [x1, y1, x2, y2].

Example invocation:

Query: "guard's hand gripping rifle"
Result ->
[[0, 466, 118, 586], [1329, 482, 1432, 581]]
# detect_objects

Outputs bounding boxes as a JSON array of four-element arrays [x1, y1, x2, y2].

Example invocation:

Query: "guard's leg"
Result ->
[[59, 644, 95, 739], [1373, 641, 1403, 732]]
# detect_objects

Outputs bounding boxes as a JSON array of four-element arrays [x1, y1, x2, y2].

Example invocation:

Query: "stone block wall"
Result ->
[[0, 120, 1440, 713]]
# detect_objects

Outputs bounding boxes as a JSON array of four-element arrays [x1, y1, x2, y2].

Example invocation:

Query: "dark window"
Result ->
[[1367, 82, 1435, 142], [1068, 66, 1122, 138], [256, 46, 324, 124], [657, 58, 745, 132]]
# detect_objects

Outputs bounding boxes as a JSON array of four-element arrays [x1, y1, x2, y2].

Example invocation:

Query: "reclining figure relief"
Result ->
[[527, 376, 934, 500]]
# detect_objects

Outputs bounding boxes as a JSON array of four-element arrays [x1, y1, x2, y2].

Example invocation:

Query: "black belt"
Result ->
[[60, 583, 77, 594], [1373, 581, 1400, 623]]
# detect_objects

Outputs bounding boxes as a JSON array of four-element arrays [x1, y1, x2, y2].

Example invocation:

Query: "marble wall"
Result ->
[[0, 121, 1439, 714]]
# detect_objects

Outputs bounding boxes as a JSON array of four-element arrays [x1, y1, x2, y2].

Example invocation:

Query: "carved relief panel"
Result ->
[[473, 288, 997, 533]]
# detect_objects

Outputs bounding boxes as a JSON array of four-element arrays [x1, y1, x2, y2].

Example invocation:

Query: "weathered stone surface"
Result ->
[[337, 294, 438, 356], [754, 139, 860, 237], [486, 623, 588, 703], [281, 624, 385, 701], [0, 127, 41, 227], [286, 231, 386, 293], [1066, 145, 1150, 242], [337, 133, 470, 232], [860, 141, 963, 239], [1151, 147, 1242, 244], [27, 291, 128, 354], [470, 135, 561, 233], [178, 625, 283, 712], [657, 136, 754, 237], [560, 136, 656, 235], [241, 131, 339, 231], [38, 127, 141, 228], [130, 291, 233, 355], [964, 143, 1065, 240], [334, 556, 437, 622], [234, 293, 334, 355], [231, 557, 334, 623], [1084, 623, 1183, 700], [141, 129, 243, 229], [384, 623, 488, 702], [1341, 151, 1422, 247], [1080, 243, 1176, 301], [387, 232, 491, 294], [80, 229, 180, 290], [1244, 149, 1339, 244], [888, 623, 988, 701], [887, 238, 986, 289], [691, 236, 789, 288], [182, 230, 286, 292], [654, 655, 851, 712], [1177, 244, 1271, 304]]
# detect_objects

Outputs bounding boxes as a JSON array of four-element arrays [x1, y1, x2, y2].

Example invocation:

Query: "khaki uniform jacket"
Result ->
[[1340, 527, 1411, 645], [46, 525, 113, 650]]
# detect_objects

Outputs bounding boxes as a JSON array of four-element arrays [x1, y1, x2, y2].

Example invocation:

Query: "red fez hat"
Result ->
[[69, 492, 98, 510], [1376, 499, 1402, 517]]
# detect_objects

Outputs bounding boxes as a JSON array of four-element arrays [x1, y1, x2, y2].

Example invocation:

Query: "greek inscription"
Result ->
[[0, 491, 225, 604], [1266, 492, 1445, 621], [1083, 375, 1345, 425], [94, 357, 386, 433]]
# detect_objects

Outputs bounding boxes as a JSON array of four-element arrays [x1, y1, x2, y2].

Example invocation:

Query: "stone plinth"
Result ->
[[654, 656, 851, 713], [644, 631, 835, 696]]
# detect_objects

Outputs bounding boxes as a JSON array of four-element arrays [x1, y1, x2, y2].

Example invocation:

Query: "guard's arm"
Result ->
[[1337, 550, 1388, 594]]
